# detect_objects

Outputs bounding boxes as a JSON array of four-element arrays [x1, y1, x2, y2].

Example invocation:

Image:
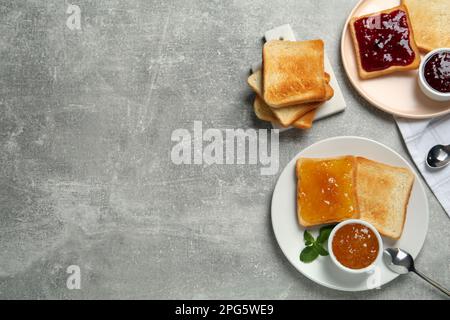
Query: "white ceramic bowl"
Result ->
[[418, 48, 450, 102], [328, 219, 383, 274]]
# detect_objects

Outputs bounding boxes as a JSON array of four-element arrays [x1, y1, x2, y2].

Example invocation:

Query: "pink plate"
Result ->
[[341, 0, 450, 119]]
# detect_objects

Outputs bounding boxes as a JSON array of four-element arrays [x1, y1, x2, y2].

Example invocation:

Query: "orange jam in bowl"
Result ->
[[329, 220, 382, 272]]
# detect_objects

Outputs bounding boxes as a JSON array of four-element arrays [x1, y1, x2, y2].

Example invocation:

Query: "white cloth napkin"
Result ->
[[396, 115, 450, 217]]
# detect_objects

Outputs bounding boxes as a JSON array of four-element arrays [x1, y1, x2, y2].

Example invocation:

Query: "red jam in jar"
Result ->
[[424, 51, 450, 94], [353, 10, 416, 72]]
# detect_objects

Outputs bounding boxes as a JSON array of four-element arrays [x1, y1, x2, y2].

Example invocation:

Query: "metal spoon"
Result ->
[[426, 144, 450, 168], [384, 248, 450, 297]]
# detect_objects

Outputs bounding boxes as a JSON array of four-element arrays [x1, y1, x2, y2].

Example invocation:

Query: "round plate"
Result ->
[[271, 136, 429, 291], [341, 0, 450, 119]]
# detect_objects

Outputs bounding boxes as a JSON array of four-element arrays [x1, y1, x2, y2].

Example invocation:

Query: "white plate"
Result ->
[[271, 136, 429, 291]]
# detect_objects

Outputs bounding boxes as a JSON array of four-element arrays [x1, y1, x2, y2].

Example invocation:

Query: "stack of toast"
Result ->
[[296, 156, 414, 239], [247, 40, 334, 129]]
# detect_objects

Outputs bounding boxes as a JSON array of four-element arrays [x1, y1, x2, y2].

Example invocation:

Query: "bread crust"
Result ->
[[263, 40, 326, 107], [254, 96, 318, 129], [253, 96, 278, 123], [272, 84, 333, 126], [247, 70, 262, 96], [291, 109, 316, 130], [296, 158, 309, 226], [349, 5, 421, 79]]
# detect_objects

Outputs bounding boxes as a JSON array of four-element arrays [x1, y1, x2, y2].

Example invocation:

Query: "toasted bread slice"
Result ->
[[253, 96, 278, 123], [247, 69, 263, 96], [402, 0, 450, 52], [296, 156, 359, 227], [291, 109, 317, 130], [355, 157, 414, 239], [253, 97, 317, 129], [263, 40, 326, 107], [349, 5, 421, 79], [249, 69, 330, 98], [248, 70, 333, 126], [248, 70, 330, 96], [272, 85, 333, 126]]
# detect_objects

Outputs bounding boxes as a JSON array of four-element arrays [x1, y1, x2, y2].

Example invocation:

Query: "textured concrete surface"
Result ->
[[0, 0, 448, 299]]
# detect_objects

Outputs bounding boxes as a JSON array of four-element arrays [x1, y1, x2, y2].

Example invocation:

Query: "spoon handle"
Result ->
[[413, 269, 450, 297]]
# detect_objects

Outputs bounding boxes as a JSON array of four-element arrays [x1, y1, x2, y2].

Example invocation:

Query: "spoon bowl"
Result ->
[[383, 248, 414, 274], [426, 144, 450, 168]]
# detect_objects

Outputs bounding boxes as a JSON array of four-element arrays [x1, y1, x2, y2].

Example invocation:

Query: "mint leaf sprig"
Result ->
[[299, 225, 335, 263]]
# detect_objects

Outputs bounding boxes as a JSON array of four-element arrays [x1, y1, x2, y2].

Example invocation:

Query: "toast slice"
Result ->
[[248, 69, 330, 95], [355, 157, 414, 239], [248, 70, 333, 126], [292, 109, 317, 130], [402, 0, 450, 52], [247, 69, 264, 97], [253, 97, 317, 129], [253, 96, 278, 123], [349, 5, 421, 79], [263, 40, 326, 107], [296, 156, 359, 227], [272, 85, 333, 126]]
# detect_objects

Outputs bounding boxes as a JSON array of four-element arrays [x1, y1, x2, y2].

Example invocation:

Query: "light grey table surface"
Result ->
[[0, 0, 448, 299]]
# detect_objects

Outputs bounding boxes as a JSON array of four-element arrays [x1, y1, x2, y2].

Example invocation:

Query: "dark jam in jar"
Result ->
[[353, 10, 416, 72], [424, 52, 450, 93]]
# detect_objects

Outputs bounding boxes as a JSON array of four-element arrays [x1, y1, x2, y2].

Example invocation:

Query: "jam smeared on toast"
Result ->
[[353, 10, 416, 72], [332, 223, 379, 269], [424, 51, 450, 93], [299, 157, 356, 225]]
